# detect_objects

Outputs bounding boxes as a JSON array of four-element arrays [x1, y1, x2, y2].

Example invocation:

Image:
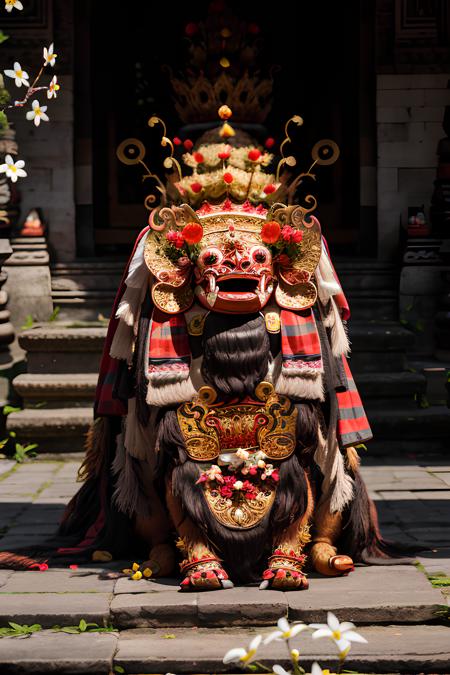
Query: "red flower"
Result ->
[[219, 486, 233, 498], [271, 470, 280, 482], [248, 148, 262, 162], [185, 22, 198, 37], [223, 172, 234, 184], [218, 147, 231, 160], [277, 253, 291, 267], [265, 137, 275, 149], [183, 139, 194, 151], [182, 222, 203, 245], [263, 184, 276, 195], [190, 182, 203, 194], [69, 564, 78, 570], [173, 137, 182, 146], [261, 221, 281, 244], [166, 230, 185, 249], [249, 466, 258, 475], [281, 225, 303, 244], [193, 152, 204, 164]]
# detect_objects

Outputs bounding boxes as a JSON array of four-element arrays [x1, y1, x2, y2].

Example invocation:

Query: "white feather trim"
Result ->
[[109, 319, 135, 363], [329, 297, 351, 357], [269, 353, 325, 401], [125, 235, 149, 288], [314, 425, 354, 513], [146, 377, 197, 406], [123, 397, 157, 466]]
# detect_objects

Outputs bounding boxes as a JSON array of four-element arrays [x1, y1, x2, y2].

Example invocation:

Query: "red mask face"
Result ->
[[193, 229, 274, 314]]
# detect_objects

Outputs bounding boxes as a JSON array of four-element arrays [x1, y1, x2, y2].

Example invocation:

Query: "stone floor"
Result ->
[[0, 455, 449, 673]]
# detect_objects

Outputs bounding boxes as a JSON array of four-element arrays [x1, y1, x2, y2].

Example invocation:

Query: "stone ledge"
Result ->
[[115, 625, 450, 674], [12, 373, 98, 398], [18, 324, 107, 353]]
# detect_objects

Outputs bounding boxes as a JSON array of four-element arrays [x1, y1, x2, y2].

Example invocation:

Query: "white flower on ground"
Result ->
[[26, 100, 49, 126], [223, 634, 262, 664], [47, 75, 60, 99], [264, 617, 309, 644], [310, 612, 367, 654], [43, 43, 57, 67], [272, 666, 292, 675], [0, 154, 27, 182], [4, 0, 23, 11], [4, 62, 29, 88]]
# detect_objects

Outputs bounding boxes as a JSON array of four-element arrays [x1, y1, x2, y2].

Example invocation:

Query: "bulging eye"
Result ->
[[251, 246, 271, 265], [198, 247, 223, 268]]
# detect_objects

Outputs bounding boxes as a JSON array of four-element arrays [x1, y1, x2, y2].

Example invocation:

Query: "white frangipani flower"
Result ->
[[4, 0, 23, 11], [26, 100, 49, 126], [264, 617, 309, 644], [0, 154, 27, 183], [4, 62, 29, 88], [47, 75, 60, 99], [43, 43, 57, 67], [223, 634, 262, 665], [272, 666, 292, 675], [311, 662, 329, 675], [310, 612, 367, 653]]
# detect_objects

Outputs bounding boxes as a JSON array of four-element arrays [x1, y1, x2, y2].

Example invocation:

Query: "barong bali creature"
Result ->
[[0, 108, 399, 589]]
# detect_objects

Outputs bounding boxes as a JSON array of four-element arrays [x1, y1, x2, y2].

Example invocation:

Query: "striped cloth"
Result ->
[[280, 308, 323, 375], [148, 310, 191, 379], [336, 354, 373, 447]]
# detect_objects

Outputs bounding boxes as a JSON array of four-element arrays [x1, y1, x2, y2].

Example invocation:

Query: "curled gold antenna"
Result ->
[[276, 115, 303, 182], [149, 116, 183, 182], [116, 138, 167, 208]]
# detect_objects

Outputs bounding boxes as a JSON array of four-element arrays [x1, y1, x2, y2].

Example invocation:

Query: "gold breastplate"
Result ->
[[177, 381, 297, 462]]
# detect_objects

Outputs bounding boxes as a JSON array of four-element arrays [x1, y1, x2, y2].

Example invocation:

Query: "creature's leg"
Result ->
[[165, 472, 232, 591], [260, 478, 314, 591], [311, 495, 354, 576]]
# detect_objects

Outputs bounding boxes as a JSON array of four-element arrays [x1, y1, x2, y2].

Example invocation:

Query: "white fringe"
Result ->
[[314, 424, 354, 513], [329, 297, 351, 357], [125, 235, 149, 288], [109, 319, 135, 363], [269, 353, 325, 401], [146, 376, 197, 406]]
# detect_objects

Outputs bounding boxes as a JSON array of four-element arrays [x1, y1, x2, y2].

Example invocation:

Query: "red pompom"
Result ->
[[265, 137, 275, 149], [248, 148, 262, 162], [185, 22, 198, 37], [223, 172, 234, 184], [173, 137, 182, 146], [261, 221, 281, 244], [190, 182, 203, 194], [183, 139, 194, 151], [182, 222, 203, 245], [263, 184, 276, 194], [193, 152, 204, 163]]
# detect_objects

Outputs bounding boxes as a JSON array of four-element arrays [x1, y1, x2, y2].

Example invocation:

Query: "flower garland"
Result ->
[[196, 450, 280, 501]]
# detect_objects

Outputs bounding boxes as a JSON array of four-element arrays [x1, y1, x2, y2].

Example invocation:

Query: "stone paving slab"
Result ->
[[0, 593, 112, 628], [0, 569, 115, 594], [0, 630, 118, 675], [115, 625, 450, 673]]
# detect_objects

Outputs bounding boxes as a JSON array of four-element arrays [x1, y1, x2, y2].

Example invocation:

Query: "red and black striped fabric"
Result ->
[[336, 354, 373, 448], [148, 309, 191, 378], [280, 308, 323, 374]]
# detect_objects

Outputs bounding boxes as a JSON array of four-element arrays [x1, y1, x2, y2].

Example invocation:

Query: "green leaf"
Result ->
[[0, 438, 9, 449], [48, 306, 60, 322], [0, 31, 10, 44], [3, 405, 21, 416], [78, 619, 87, 632], [114, 667, 125, 674], [59, 627, 81, 634], [8, 622, 24, 631], [21, 315, 34, 330]]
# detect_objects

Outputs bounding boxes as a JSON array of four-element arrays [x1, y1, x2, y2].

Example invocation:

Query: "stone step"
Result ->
[[366, 404, 450, 440], [18, 323, 106, 375], [1, 624, 449, 674], [6, 407, 92, 452], [0, 566, 444, 629], [347, 321, 415, 352], [355, 371, 426, 399], [12, 373, 98, 408]]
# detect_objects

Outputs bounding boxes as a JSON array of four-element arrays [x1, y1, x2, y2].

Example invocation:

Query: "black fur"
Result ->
[[201, 312, 270, 399]]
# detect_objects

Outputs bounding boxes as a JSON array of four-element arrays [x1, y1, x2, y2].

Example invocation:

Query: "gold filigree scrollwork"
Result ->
[[204, 485, 276, 529], [116, 138, 167, 207]]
